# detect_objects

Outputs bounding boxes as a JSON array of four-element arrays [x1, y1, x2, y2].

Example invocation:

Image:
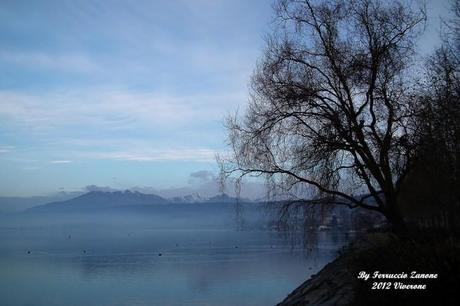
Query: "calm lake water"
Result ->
[[0, 226, 348, 306]]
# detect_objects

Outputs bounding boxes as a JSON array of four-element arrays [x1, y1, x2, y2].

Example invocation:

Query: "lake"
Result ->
[[0, 225, 348, 306]]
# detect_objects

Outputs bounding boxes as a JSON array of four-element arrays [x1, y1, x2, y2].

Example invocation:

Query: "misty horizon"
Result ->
[[0, 173, 267, 199]]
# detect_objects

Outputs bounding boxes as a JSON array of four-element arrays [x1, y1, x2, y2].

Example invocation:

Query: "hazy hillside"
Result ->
[[27, 190, 168, 213], [11, 191, 270, 230]]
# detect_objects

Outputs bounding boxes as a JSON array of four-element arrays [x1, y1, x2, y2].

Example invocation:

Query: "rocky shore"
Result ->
[[277, 233, 460, 306], [277, 251, 354, 305], [276, 238, 362, 306]]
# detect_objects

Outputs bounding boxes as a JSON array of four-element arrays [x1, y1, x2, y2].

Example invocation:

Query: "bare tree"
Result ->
[[219, 0, 426, 231]]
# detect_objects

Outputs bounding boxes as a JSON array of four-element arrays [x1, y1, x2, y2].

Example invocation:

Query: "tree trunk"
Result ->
[[384, 207, 407, 235]]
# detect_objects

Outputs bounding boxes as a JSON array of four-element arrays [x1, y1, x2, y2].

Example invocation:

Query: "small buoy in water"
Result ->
[[235, 246, 238, 249], [158, 253, 162, 256], [27, 250, 31, 254], [83, 250, 87, 254]]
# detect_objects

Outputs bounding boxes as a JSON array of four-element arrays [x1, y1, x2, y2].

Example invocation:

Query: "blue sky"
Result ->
[[0, 0, 451, 196]]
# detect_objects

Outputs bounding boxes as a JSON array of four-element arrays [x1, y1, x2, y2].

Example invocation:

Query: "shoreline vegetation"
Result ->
[[277, 231, 460, 305]]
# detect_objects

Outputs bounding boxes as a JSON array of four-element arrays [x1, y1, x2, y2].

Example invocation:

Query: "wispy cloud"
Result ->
[[81, 148, 216, 162], [0, 145, 14, 154], [0, 51, 98, 73], [49, 160, 72, 164], [0, 89, 245, 132]]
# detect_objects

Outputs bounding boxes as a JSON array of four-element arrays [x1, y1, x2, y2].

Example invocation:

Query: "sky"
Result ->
[[0, 0, 452, 196]]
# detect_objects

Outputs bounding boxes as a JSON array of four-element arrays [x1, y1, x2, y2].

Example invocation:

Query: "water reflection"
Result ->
[[0, 228, 349, 306]]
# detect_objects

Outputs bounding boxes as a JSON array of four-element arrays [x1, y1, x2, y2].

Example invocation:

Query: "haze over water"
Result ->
[[0, 218, 348, 306]]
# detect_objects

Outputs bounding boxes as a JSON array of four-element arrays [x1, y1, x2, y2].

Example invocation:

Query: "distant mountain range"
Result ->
[[1, 190, 380, 231], [0, 189, 250, 214], [1, 188, 379, 217], [24, 190, 245, 214], [27, 190, 164, 213]]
